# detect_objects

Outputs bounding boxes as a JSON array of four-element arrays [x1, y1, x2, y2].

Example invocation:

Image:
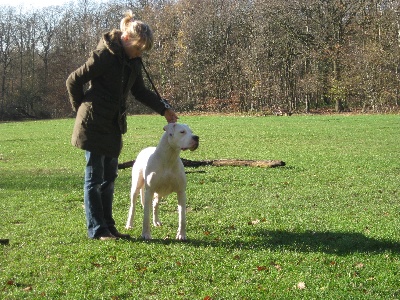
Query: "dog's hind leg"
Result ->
[[126, 187, 139, 229], [153, 194, 162, 227], [140, 187, 145, 207], [126, 172, 144, 229]]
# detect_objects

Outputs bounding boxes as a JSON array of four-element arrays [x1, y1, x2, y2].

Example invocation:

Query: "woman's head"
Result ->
[[120, 10, 153, 55]]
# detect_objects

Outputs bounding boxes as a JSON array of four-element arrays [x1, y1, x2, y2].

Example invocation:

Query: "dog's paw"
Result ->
[[176, 233, 187, 241], [142, 232, 152, 240], [125, 225, 133, 230]]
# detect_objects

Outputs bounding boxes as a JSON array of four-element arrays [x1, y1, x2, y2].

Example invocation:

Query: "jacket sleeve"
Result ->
[[66, 50, 109, 112], [130, 68, 172, 116]]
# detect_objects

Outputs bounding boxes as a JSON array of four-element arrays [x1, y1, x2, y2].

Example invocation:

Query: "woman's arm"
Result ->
[[66, 50, 109, 111]]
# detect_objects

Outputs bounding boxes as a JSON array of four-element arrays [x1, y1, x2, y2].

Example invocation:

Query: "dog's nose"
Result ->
[[193, 135, 199, 142]]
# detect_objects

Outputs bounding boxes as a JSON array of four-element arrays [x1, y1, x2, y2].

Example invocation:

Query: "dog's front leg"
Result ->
[[176, 191, 187, 240], [142, 188, 153, 240]]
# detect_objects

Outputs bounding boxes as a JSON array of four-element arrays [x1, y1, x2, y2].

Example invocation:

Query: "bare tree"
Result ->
[[1, 0, 400, 120], [0, 7, 17, 118]]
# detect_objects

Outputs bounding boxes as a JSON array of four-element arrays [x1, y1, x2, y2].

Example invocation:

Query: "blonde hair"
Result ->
[[120, 10, 153, 51]]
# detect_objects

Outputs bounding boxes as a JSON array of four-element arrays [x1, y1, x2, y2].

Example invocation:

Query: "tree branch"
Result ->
[[118, 158, 285, 169]]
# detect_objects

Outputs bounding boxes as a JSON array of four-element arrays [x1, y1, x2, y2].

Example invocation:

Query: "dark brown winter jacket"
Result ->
[[66, 29, 170, 158]]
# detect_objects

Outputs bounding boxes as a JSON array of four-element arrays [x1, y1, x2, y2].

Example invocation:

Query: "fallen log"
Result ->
[[118, 158, 285, 169], [0, 239, 10, 245]]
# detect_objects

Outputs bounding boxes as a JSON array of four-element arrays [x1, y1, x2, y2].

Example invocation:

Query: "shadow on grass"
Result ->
[[249, 230, 400, 255], [1, 171, 81, 193], [140, 230, 400, 255]]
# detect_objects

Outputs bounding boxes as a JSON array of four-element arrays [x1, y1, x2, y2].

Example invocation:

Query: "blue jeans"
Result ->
[[84, 151, 118, 239]]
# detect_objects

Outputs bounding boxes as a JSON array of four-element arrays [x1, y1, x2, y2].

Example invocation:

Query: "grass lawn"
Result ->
[[1, 114, 399, 299]]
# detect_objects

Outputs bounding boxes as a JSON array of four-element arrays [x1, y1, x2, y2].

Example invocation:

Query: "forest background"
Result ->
[[1, 0, 400, 120]]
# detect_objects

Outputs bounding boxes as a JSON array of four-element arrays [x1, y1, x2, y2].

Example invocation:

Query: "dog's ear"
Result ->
[[163, 123, 176, 136]]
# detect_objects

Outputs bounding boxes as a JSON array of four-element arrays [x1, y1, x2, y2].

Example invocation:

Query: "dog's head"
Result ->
[[163, 123, 199, 151]]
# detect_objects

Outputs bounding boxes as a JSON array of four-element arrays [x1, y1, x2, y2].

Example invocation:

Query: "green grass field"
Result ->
[[1, 114, 399, 299]]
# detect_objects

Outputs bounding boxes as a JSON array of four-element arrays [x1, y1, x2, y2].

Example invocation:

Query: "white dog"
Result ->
[[125, 123, 199, 240]]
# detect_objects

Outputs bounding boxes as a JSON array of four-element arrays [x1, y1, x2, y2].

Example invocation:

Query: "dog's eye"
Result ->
[[180, 130, 185, 134]]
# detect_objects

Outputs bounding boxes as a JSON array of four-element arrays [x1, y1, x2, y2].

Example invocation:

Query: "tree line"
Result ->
[[1, 0, 399, 120]]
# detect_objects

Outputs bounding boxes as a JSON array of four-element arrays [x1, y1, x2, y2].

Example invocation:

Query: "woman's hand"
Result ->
[[164, 108, 179, 123]]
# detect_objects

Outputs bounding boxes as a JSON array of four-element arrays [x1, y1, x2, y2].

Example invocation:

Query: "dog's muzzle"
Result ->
[[183, 135, 199, 151]]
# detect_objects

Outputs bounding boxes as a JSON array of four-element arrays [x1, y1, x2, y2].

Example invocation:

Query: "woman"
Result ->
[[66, 10, 178, 240]]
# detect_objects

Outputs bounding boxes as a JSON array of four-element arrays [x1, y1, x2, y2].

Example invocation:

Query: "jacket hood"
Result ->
[[97, 29, 125, 58]]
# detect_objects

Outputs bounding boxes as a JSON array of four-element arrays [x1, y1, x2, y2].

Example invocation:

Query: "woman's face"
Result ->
[[121, 33, 143, 58]]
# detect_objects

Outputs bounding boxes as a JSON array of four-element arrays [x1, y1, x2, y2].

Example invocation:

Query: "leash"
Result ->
[[140, 58, 172, 109]]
